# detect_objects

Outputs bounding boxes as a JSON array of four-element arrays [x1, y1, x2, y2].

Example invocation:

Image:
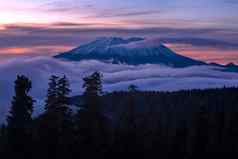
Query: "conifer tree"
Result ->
[[56, 75, 73, 158], [128, 84, 138, 93], [57, 75, 71, 116], [40, 75, 72, 159], [45, 75, 59, 113], [7, 75, 34, 126], [44, 75, 71, 117], [82, 71, 102, 112], [6, 75, 34, 159], [76, 71, 108, 158]]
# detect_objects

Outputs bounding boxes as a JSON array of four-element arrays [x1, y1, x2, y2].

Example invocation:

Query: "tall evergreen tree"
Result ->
[[82, 71, 103, 112], [76, 71, 109, 158], [83, 72, 102, 95], [37, 75, 60, 159], [44, 75, 71, 117], [38, 75, 73, 159], [57, 75, 72, 116], [6, 75, 34, 159], [7, 75, 34, 127], [128, 84, 138, 93], [45, 75, 59, 113], [56, 75, 73, 159]]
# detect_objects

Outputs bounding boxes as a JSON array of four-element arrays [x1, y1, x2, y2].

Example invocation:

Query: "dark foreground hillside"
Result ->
[[73, 87, 238, 123], [1, 72, 238, 159]]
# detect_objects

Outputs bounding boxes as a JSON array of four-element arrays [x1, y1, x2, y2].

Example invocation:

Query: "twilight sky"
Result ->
[[0, 0, 238, 64]]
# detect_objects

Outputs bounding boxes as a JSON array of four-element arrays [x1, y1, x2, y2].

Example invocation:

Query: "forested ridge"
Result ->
[[1, 72, 238, 159]]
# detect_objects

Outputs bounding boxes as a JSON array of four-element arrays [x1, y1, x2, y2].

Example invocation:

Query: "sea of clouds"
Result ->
[[1, 57, 238, 121]]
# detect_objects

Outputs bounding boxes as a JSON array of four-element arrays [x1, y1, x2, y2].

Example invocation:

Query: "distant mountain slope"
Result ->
[[55, 37, 206, 67], [209, 62, 238, 72]]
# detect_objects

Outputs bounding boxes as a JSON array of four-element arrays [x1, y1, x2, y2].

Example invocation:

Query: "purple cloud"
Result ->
[[1, 57, 238, 122]]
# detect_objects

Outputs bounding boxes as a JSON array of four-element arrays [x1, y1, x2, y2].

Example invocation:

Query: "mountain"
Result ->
[[210, 62, 238, 72], [55, 37, 206, 67]]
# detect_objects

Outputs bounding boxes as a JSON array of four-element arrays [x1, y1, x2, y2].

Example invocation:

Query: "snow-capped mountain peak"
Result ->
[[55, 37, 205, 67], [64, 37, 144, 56]]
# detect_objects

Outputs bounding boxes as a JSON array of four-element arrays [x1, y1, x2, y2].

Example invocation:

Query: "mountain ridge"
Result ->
[[55, 37, 206, 67], [55, 37, 238, 70]]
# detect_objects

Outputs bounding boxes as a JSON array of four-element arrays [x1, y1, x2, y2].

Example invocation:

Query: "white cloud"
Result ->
[[1, 56, 238, 122]]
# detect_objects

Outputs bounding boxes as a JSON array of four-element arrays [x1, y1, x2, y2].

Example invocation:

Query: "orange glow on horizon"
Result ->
[[0, 46, 73, 55], [0, 25, 6, 30], [0, 44, 238, 65], [166, 43, 238, 65], [1, 48, 32, 54]]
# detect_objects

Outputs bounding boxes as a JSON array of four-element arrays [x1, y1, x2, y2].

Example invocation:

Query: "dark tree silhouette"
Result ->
[[44, 75, 72, 118], [83, 71, 103, 95], [55, 75, 72, 119], [56, 75, 73, 158], [6, 75, 34, 159], [128, 84, 139, 92], [1, 74, 238, 159], [36, 75, 73, 159], [45, 75, 59, 113], [76, 71, 109, 158], [83, 71, 103, 112]]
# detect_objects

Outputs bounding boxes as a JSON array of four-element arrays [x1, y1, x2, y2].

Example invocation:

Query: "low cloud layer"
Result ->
[[1, 57, 238, 121]]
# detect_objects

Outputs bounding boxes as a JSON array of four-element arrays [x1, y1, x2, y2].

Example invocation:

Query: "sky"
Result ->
[[0, 0, 238, 64]]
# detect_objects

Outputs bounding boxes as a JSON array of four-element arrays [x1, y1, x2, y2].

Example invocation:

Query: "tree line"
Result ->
[[1, 72, 238, 159]]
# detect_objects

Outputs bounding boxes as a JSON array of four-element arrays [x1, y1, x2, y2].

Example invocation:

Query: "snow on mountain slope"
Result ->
[[55, 37, 206, 67]]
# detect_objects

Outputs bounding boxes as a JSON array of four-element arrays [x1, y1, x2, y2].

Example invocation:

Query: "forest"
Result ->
[[1, 72, 238, 159]]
